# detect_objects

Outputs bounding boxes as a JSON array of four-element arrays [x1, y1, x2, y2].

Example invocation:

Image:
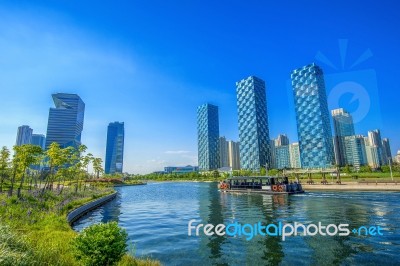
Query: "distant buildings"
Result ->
[[367, 129, 385, 166], [197, 103, 220, 171], [344, 135, 367, 170], [219, 137, 229, 168], [382, 138, 392, 162], [275, 134, 289, 146], [16, 125, 33, 146], [291, 63, 334, 168], [105, 122, 125, 174], [236, 76, 271, 171], [164, 165, 199, 174], [31, 134, 46, 150], [45, 93, 85, 149], [332, 108, 355, 166], [289, 142, 301, 169], [228, 140, 240, 170], [395, 150, 400, 164]]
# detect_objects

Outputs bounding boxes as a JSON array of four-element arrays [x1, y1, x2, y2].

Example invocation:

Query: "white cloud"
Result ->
[[164, 150, 191, 154]]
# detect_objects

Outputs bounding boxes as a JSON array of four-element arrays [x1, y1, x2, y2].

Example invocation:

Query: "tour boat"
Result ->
[[219, 176, 304, 194]]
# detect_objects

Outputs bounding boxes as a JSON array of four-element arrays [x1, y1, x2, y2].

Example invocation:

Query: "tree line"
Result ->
[[0, 142, 104, 198]]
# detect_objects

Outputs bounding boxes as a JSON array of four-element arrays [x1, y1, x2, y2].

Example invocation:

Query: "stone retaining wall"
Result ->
[[67, 192, 117, 224]]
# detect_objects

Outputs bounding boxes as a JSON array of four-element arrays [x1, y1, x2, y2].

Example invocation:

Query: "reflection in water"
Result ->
[[72, 183, 400, 266]]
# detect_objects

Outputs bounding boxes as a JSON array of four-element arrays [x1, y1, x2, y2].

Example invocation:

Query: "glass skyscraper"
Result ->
[[332, 108, 355, 166], [197, 103, 220, 171], [45, 93, 85, 149], [16, 125, 32, 146], [236, 76, 270, 171], [31, 134, 46, 150], [105, 122, 125, 174], [291, 63, 334, 168]]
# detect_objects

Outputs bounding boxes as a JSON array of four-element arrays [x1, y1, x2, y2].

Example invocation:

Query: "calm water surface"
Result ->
[[72, 182, 400, 265]]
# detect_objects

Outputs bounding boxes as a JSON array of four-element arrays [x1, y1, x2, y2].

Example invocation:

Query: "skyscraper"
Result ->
[[368, 129, 385, 165], [228, 140, 240, 170], [289, 142, 301, 169], [291, 63, 334, 168], [105, 122, 125, 174], [332, 108, 355, 166], [275, 146, 291, 169], [31, 134, 46, 150], [219, 136, 229, 168], [16, 125, 32, 146], [382, 138, 392, 163], [45, 93, 85, 149], [236, 76, 270, 171], [275, 134, 289, 146], [344, 135, 368, 170], [197, 103, 220, 171]]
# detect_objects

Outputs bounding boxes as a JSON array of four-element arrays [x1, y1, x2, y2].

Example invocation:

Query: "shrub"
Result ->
[[72, 222, 128, 266]]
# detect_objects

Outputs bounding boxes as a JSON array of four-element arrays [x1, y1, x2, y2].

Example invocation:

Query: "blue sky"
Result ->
[[0, 0, 399, 174]]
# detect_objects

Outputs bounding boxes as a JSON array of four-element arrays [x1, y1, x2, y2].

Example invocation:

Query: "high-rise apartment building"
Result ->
[[289, 142, 301, 169], [236, 76, 270, 171], [344, 135, 368, 170], [219, 137, 229, 168], [105, 122, 125, 174], [382, 138, 392, 163], [16, 125, 33, 146], [275, 134, 289, 146], [227, 140, 240, 170], [31, 134, 46, 150], [367, 130, 385, 166], [275, 145, 291, 169], [291, 63, 334, 168], [331, 108, 355, 166], [197, 103, 220, 171], [45, 93, 85, 149]]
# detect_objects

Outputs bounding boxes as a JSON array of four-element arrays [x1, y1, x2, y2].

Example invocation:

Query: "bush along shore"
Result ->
[[0, 143, 159, 266]]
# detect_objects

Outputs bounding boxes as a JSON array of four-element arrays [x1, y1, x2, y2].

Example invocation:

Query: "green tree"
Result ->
[[14, 145, 43, 197], [72, 222, 128, 266], [0, 146, 10, 193], [92, 157, 104, 179]]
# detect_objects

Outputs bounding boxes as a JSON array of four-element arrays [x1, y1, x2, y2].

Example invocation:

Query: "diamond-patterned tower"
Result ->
[[197, 103, 220, 171], [236, 76, 270, 171], [291, 63, 334, 168]]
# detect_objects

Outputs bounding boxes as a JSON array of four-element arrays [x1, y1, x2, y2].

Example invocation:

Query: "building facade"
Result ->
[[382, 138, 392, 163], [16, 125, 33, 146], [331, 108, 355, 166], [219, 136, 229, 168], [275, 145, 291, 169], [105, 122, 125, 174], [344, 135, 368, 170], [291, 63, 334, 168], [164, 165, 199, 174], [31, 134, 46, 150], [228, 140, 240, 170], [289, 142, 301, 169], [367, 130, 385, 166], [236, 76, 270, 171], [197, 103, 220, 171], [45, 93, 85, 149], [275, 134, 289, 146]]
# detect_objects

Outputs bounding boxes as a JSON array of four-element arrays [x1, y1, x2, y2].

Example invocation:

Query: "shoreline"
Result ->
[[302, 182, 400, 191]]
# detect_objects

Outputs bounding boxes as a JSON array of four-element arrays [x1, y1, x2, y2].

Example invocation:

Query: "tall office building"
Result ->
[[344, 135, 367, 170], [105, 122, 125, 174], [31, 134, 46, 150], [16, 125, 33, 146], [45, 93, 85, 149], [275, 145, 291, 169], [331, 108, 355, 166], [197, 103, 220, 171], [382, 138, 392, 163], [228, 140, 240, 170], [269, 140, 276, 169], [394, 150, 400, 164], [275, 134, 289, 146], [291, 63, 334, 168], [236, 76, 270, 171], [367, 129, 385, 166], [289, 142, 301, 169], [219, 137, 229, 168]]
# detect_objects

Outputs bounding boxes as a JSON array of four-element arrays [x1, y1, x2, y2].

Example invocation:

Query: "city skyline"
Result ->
[[1, 1, 399, 174]]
